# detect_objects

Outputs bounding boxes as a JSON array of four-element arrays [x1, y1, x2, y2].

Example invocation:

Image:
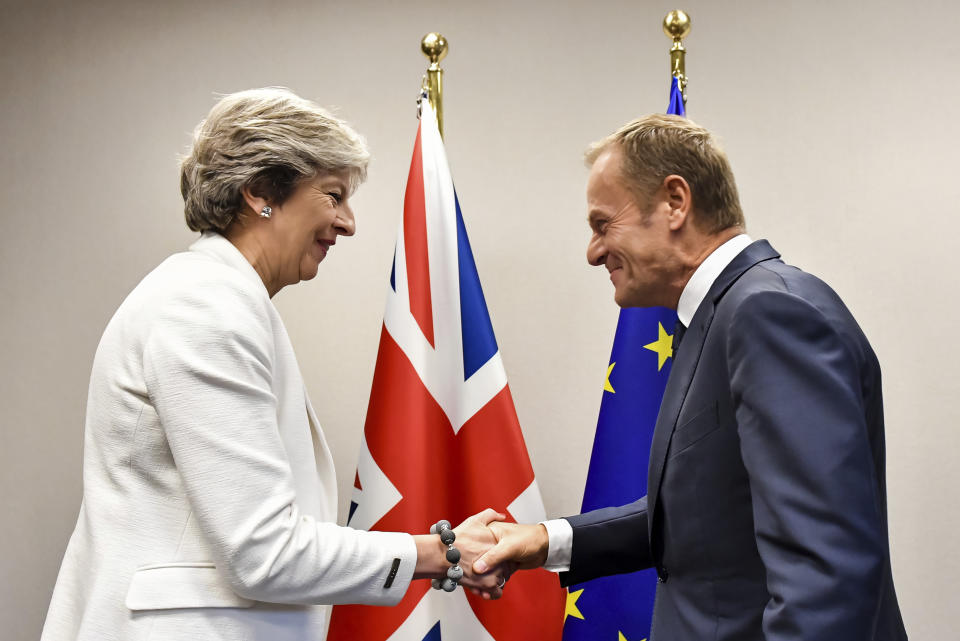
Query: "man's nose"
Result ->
[[586, 236, 606, 266]]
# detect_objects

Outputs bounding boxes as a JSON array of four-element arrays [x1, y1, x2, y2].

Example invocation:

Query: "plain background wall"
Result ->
[[2, 0, 957, 638]]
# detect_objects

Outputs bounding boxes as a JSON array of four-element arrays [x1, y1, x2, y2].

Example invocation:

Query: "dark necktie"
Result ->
[[672, 320, 687, 357]]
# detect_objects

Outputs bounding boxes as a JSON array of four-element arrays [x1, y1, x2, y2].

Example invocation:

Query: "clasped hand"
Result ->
[[441, 509, 550, 600]]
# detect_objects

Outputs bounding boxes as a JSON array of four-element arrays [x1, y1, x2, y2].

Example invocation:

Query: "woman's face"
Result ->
[[271, 171, 356, 285]]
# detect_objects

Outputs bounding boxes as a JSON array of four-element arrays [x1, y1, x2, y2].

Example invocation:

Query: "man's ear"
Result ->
[[663, 174, 692, 231]]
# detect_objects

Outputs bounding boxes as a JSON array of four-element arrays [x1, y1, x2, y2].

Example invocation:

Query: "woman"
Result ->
[[41, 88, 505, 641]]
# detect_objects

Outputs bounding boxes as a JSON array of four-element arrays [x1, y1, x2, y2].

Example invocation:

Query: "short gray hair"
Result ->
[[586, 114, 744, 233], [180, 87, 370, 232]]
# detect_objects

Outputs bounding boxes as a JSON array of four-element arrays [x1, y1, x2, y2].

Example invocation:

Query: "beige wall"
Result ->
[[2, 0, 957, 638]]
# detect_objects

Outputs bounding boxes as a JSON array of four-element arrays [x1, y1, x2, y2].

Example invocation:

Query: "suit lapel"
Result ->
[[646, 240, 781, 546], [646, 300, 716, 544]]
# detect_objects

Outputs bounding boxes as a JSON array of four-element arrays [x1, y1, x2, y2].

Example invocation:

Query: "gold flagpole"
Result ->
[[663, 10, 691, 103], [420, 32, 448, 138]]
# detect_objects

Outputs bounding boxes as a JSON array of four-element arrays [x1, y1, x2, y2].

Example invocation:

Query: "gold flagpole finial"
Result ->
[[663, 10, 691, 100], [421, 32, 448, 138]]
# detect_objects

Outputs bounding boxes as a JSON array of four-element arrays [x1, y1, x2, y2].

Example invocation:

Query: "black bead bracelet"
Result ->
[[429, 520, 463, 592]]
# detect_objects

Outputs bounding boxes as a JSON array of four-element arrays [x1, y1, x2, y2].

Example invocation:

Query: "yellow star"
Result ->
[[564, 588, 585, 623], [617, 633, 646, 641], [643, 322, 674, 371], [604, 362, 616, 393]]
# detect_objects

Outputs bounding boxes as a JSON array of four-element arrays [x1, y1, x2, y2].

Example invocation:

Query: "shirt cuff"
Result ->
[[540, 518, 573, 573]]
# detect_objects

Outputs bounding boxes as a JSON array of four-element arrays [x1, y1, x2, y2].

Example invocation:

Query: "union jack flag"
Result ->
[[327, 99, 564, 640]]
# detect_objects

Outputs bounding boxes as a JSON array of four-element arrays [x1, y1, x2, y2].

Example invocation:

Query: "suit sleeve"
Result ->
[[559, 497, 651, 586], [728, 290, 886, 640], [142, 278, 416, 606]]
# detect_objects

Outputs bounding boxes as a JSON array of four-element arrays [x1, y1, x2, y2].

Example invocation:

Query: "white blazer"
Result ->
[[42, 232, 417, 641]]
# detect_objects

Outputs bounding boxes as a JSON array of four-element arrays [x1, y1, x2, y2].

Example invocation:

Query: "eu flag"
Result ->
[[668, 76, 686, 117], [561, 75, 685, 641]]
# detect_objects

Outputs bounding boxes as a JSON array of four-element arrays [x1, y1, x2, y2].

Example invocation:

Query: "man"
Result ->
[[474, 115, 907, 640]]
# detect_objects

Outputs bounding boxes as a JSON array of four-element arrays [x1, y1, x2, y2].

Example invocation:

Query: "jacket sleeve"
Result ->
[[142, 277, 416, 606], [728, 289, 886, 640], [560, 497, 651, 586]]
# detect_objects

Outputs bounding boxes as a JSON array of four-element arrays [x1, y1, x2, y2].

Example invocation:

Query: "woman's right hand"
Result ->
[[413, 508, 510, 599], [453, 509, 513, 599]]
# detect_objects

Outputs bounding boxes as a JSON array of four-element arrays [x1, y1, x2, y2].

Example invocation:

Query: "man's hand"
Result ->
[[472, 521, 550, 579]]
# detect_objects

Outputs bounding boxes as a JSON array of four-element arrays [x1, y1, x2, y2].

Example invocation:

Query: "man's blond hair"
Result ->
[[586, 114, 744, 233]]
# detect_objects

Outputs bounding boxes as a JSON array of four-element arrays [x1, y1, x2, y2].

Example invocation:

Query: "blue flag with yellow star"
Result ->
[[561, 76, 685, 641]]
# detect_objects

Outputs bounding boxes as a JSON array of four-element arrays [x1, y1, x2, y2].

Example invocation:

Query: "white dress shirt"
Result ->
[[541, 233, 753, 572]]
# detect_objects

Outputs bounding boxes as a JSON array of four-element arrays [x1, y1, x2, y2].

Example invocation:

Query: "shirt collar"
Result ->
[[676, 233, 753, 327]]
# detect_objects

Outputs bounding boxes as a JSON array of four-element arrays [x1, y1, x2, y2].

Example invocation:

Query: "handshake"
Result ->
[[413, 509, 550, 600]]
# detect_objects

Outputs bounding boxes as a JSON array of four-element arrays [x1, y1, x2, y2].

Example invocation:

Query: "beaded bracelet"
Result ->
[[429, 520, 463, 592]]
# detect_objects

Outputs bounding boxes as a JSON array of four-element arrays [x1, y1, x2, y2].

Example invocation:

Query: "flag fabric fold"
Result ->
[[328, 98, 564, 641], [668, 75, 686, 117], [560, 76, 686, 641]]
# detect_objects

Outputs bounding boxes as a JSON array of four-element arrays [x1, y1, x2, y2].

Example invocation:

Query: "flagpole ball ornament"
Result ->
[[663, 9, 691, 40], [663, 9, 691, 100], [420, 32, 448, 63], [420, 32, 448, 138], [259, 205, 272, 219], [429, 519, 463, 592]]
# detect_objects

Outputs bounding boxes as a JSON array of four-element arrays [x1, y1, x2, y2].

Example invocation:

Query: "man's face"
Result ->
[[586, 147, 678, 308]]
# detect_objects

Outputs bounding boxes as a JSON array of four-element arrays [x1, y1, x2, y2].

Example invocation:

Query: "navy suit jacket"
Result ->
[[562, 241, 906, 640]]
